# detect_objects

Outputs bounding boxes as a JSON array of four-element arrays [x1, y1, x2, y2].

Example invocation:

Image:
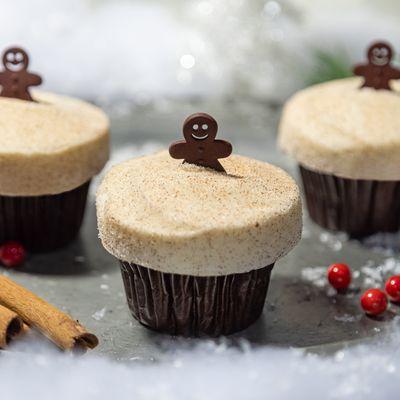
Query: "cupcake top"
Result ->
[[279, 77, 400, 180], [0, 91, 109, 195], [97, 151, 302, 276]]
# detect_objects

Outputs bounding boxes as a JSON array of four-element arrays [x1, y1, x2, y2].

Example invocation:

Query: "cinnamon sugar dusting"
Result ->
[[279, 77, 400, 180], [97, 151, 302, 276], [0, 91, 109, 195]]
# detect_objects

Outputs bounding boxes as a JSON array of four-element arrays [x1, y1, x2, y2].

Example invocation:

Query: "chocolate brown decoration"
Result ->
[[353, 41, 400, 90], [0, 46, 42, 101], [119, 261, 274, 337], [299, 165, 400, 238], [169, 113, 232, 172]]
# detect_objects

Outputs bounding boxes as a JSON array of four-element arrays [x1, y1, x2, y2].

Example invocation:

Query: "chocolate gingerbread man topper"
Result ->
[[169, 113, 232, 172], [0, 46, 42, 101], [353, 41, 400, 90]]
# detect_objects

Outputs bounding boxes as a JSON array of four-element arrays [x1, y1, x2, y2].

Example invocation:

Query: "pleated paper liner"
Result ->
[[119, 261, 274, 337], [0, 180, 90, 253], [300, 165, 400, 238]]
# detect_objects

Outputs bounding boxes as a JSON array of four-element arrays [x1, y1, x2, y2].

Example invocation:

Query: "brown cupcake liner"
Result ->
[[0, 180, 90, 252], [300, 165, 400, 237], [119, 261, 274, 337]]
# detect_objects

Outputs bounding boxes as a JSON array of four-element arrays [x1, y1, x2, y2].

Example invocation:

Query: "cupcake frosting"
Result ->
[[279, 77, 400, 180], [97, 151, 302, 276], [0, 91, 109, 196]]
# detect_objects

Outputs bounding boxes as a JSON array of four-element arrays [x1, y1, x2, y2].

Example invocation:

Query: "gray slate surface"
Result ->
[[3, 99, 395, 360]]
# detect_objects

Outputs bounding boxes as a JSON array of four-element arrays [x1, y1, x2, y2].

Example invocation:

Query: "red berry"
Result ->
[[385, 275, 400, 302], [327, 263, 351, 290], [0, 241, 26, 268], [361, 289, 388, 316]]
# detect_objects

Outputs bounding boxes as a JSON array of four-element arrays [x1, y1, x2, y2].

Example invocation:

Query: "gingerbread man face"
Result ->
[[368, 42, 392, 67], [0, 46, 42, 101], [183, 113, 218, 143], [353, 40, 400, 90], [169, 113, 232, 173], [3, 48, 29, 72]]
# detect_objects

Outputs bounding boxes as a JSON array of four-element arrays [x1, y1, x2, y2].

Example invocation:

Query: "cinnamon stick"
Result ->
[[0, 304, 24, 348], [0, 275, 98, 352]]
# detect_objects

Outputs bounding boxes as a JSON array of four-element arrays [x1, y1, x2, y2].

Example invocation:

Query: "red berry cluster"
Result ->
[[327, 263, 400, 317], [0, 241, 26, 268]]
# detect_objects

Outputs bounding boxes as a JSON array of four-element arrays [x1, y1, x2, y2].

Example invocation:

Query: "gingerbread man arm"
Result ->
[[353, 63, 367, 77], [26, 72, 42, 86], [169, 141, 188, 160], [387, 65, 400, 80], [213, 140, 232, 159]]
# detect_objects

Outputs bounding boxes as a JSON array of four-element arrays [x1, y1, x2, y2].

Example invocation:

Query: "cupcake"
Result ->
[[97, 113, 301, 336], [279, 41, 400, 238], [0, 46, 109, 252]]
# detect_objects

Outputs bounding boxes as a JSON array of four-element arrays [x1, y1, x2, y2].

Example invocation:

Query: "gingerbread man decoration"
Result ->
[[353, 41, 400, 90], [0, 46, 42, 101], [169, 113, 232, 172]]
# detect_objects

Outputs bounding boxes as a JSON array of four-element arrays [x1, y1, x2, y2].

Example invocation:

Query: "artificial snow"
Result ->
[[319, 232, 347, 252], [361, 258, 400, 288], [302, 257, 400, 292], [92, 307, 107, 321], [1, 319, 400, 399], [301, 266, 326, 288], [362, 232, 400, 254]]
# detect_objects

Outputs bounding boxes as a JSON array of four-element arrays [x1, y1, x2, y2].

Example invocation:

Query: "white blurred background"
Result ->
[[1, 0, 399, 105]]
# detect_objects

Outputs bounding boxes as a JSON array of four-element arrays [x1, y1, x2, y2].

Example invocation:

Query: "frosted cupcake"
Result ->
[[0, 46, 109, 252], [279, 41, 400, 238], [97, 113, 301, 336]]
